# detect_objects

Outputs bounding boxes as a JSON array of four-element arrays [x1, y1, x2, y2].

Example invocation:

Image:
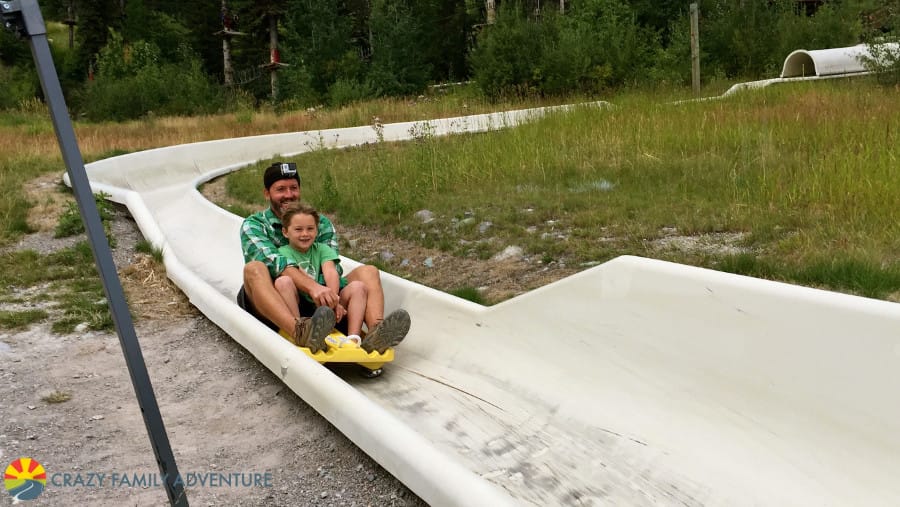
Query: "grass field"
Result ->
[[226, 79, 900, 300]]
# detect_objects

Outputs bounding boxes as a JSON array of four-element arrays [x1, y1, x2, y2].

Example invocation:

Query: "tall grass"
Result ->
[[248, 79, 899, 300], [3, 78, 898, 301], [0, 85, 561, 246]]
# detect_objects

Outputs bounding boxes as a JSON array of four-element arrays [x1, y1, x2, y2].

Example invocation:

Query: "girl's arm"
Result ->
[[322, 260, 340, 294], [321, 260, 346, 321]]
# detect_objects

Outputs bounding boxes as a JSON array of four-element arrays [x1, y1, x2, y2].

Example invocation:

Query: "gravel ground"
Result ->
[[0, 207, 427, 506]]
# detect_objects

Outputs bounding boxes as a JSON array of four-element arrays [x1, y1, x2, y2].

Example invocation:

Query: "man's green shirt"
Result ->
[[240, 207, 339, 279]]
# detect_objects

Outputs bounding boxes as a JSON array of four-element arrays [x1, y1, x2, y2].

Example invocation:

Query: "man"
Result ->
[[237, 161, 410, 353]]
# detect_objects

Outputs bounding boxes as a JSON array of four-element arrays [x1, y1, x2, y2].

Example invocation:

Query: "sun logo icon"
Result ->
[[4, 457, 46, 501]]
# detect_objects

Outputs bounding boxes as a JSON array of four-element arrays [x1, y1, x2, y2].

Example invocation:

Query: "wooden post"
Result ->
[[690, 3, 700, 97], [221, 0, 233, 87], [269, 14, 279, 102], [65, 0, 75, 49], [216, 0, 245, 87]]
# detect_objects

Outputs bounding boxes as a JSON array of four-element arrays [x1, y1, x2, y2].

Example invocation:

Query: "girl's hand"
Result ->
[[309, 284, 339, 308], [334, 303, 347, 322]]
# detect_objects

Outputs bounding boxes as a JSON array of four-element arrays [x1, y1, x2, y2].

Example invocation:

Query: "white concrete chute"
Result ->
[[700, 43, 899, 99], [781, 43, 900, 78], [70, 102, 900, 505]]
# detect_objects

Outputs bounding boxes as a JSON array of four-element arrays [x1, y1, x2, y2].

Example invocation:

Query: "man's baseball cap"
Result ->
[[263, 162, 301, 189]]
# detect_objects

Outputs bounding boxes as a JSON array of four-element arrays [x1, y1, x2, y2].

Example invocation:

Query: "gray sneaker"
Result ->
[[294, 306, 336, 353], [362, 309, 411, 354]]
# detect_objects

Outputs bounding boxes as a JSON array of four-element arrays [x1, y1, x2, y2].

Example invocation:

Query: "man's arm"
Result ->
[[240, 214, 291, 278], [317, 215, 339, 255]]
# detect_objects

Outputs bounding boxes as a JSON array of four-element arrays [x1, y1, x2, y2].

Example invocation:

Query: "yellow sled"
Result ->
[[279, 329, 394, 377]]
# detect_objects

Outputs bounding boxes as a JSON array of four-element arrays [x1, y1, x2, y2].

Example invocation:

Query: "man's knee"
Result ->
[[244, 261, 270, 285], [345, 280, 367, 297]]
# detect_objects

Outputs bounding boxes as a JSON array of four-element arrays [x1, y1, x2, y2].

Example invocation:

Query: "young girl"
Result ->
[[274, 202, 368, 351]]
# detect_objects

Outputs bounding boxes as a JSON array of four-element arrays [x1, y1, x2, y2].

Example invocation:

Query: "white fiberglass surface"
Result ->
[[74, 105, 900, 506]]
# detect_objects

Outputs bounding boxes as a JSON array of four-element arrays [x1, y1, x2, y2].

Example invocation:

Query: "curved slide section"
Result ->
[[710, 43, 898, 98], [71, 104, 900, 505], [780, 43, 899, 78]]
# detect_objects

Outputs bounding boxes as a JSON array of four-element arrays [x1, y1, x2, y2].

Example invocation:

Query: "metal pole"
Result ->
[[690, 3, 700, 97], [0, 1, 187, 505]]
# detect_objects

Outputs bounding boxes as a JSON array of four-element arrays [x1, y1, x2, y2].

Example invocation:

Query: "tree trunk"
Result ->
[[66, 1, 75, 49], [486, 0, 496, 24], [221, 0, 234, 87], [269, 14, 279, 102]]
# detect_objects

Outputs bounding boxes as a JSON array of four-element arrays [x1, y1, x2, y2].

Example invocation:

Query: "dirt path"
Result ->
[[1, 201, 426, 506]]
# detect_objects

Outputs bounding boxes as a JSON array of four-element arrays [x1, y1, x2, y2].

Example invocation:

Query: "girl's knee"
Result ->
[[273, 276, 293, 291], [349, 264, 379, 282]]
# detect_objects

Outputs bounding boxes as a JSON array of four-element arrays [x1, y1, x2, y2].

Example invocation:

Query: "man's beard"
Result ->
[[272, 197, 298, 217]]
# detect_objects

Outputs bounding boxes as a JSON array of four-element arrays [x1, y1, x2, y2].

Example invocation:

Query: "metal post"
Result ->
[[690, 3, 700, 97], [0, 1, 187, 505]]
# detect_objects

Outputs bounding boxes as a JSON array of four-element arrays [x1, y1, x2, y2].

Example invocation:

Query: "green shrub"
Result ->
[[793, 258, 900, 300], [54, 192, 116, 239], [450, 286, 486, 305], [470, 1, 659, 98], [327, 79, 376, 107], [0, 157, 59, 245], [320, 171, 341, 211], [863, 31, 900, 86], [135, 239, 164, 263], [367, 0, 432, 96], [868, 44, 900, 85], [0, 309, 48, 330], [696, 0, 864, 79], [469, 7, 545, 98], [78, 32, 223, 121], [0, 64, 39, 110]]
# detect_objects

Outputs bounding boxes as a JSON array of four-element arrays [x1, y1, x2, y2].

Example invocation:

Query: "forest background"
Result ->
[[2, 0, 898, 121]]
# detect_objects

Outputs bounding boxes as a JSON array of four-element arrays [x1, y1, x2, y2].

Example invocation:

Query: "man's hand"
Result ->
[[307, 283, 339, 308], [284, 267, 339, 308]]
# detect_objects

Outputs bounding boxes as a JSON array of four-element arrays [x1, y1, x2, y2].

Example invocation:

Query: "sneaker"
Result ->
[[294, 306, 336, 353], [361, 309, 411, 354], [324, 334, 362, 349]]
